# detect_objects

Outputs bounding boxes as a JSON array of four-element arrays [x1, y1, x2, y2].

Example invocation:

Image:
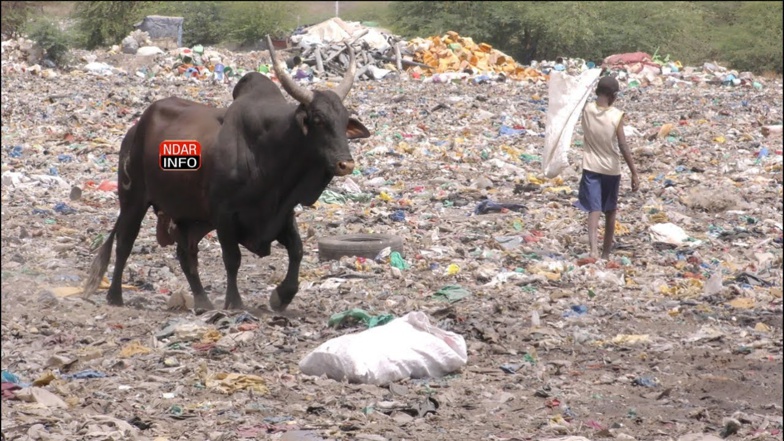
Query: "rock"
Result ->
[[166, 289, 194, 310], [721, 417, 741, 437], [134, 15, 184, 48], [122, 36, 139, 54], [355, 435, 388, 441], [15, 387, 68, 408], [473, 176, 494, 189], [280, 431, 325, 441], [677, 434, 723, 441], [137, 46, 164, 57], [45, 355, 73, 369], [542, 437, 592, 441]]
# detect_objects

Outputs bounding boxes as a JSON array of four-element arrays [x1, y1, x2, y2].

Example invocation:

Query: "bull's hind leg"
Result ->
[[174, 222, 215, 311], [106, 202, 148, 306], [269, 212, 303, 312]]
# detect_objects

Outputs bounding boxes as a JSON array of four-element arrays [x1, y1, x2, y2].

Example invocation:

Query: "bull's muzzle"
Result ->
[[335, 160, 355, 176]]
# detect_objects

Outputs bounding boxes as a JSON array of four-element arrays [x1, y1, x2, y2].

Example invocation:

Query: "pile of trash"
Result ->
[[601, 51, 767, 89], [1, 19, 783, 440], [289, 17, 404, 81], [406, 31, 546, 82], [2, 14, 776, 91], [0, 37, 58, 78], [119, 30, 164, 57]]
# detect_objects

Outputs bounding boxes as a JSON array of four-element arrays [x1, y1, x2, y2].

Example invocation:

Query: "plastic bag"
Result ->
[[299, 311, 468, 385], [542, 69, 602, 178]]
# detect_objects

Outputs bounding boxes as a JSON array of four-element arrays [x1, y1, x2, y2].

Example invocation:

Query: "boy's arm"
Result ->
[[616, 114, 639, 192]]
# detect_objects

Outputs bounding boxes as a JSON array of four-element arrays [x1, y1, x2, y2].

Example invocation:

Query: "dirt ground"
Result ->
[[1, 47, 782, 441]]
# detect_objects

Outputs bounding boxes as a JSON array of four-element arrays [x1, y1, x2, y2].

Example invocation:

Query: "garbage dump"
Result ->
[[0, 18, 782, 440]]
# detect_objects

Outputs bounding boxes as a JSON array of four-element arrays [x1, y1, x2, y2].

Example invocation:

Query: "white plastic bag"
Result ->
[[649, 222, 703, 247], [299, 311, 468, 385], [542, 69, 602, 178]]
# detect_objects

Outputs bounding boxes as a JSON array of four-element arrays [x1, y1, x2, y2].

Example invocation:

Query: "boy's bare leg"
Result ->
[[588, 211, 601, 258], [602, 210, 617, 259]]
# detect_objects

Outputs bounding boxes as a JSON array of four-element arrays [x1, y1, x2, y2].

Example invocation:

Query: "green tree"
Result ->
[[389, 1, 599, 64], [387, 1, 782, 73], [706, 1, 783, 73], [74, 1, 158, 49], [1, 1, 33, 38], [153, 1, 224, 47], [24, 16, 73, 66], [223, 2, 299, 47]]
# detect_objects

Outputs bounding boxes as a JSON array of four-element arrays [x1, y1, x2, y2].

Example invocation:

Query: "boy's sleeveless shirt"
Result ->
[[581, 102, 625, 176]]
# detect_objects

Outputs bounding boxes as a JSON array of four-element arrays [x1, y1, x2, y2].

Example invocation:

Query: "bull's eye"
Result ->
[[311, 116, 323, 126]]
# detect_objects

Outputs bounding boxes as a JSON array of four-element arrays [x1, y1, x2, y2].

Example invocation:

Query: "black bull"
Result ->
[[82, 38, 371, 312]]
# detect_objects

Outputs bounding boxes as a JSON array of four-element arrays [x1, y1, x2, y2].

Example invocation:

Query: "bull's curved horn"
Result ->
[[334, 42, 356, 102], [267, 35, 313, 105]]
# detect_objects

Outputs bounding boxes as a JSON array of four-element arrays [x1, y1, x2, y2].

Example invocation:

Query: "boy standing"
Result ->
[[577, 76, 639, 259]]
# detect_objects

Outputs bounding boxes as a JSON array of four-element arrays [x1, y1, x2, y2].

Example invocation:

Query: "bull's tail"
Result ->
[[82, 229, 116, 299]]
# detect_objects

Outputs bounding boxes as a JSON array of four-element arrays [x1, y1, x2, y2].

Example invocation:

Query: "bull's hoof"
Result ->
[[269, 289, 289, 313], [106, 294, 124, 306], [224, 298, 244, 311], [194, 295, 215, 311]]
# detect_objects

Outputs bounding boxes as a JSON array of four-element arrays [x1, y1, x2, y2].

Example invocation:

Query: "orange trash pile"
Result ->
[[406, 31, 546, 81]]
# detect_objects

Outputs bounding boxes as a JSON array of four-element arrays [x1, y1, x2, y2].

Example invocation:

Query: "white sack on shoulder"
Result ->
[[299, 311, 468, 385], [542, 69, 602, 178]]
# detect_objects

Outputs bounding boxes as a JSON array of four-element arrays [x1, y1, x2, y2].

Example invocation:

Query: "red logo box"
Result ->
[[159, 140, 202, 171]]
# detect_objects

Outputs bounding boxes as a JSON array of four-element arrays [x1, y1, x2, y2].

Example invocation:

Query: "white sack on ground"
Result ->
[[299, 311, 468, 385], [542, 68, 602, 178]]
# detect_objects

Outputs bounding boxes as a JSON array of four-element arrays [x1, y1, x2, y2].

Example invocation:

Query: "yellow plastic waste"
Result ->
[[33, 371, 57, 387], [537, 271, 561, 281], [120, 340, 152, 358], [657, 123, 674, 138], [205, 372, 269, 395], [649, 212, 669, 223], [611, 334, 650, 345], [755, 322, 771, 333], [527, 174, 544, 185], [201, 329, 223, 344], [446, 263, 461, 275], [407, 31, 546, 81], [544, 186, 572, 194], [501, 145, 522, 159], [728, 298, 755, 309], [614, 221, 630, 236]]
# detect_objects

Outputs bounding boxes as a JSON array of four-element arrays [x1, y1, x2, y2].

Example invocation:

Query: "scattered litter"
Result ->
[[328, 308, 395, 329], [1, 19, 781, 439], [432, 285, 472, 303]]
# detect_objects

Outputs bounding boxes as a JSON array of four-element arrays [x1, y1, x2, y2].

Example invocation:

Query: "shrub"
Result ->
[[223, 2, 299, 47], [153, 1, 224, 47], [73, 1, 157, 49], [24, 17, 72, 66], [1, 1, 32, 38]]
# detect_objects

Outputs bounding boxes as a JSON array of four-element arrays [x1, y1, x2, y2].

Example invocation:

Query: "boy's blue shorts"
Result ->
[[576, 169, 621, 213]]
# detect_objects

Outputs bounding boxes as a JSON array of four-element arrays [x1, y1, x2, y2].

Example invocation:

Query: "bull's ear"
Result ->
[[346, 117, 371, 139], [295, 107, 308, 136]]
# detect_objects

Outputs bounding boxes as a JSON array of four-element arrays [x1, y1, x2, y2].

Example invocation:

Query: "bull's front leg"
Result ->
[[216, 211, 244, 310], [269, 211, 303, 312]]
